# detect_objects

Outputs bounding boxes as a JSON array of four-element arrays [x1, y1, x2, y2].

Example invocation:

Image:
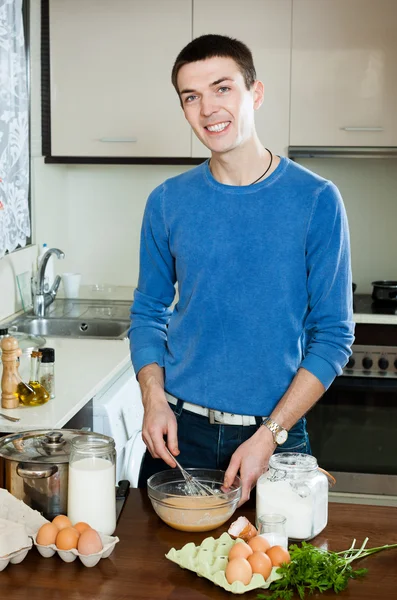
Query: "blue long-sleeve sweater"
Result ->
[[129, 157, 354, 416]]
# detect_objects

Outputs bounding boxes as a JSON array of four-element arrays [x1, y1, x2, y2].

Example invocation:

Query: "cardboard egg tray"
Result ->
[[0, 489, 48, 571], [165, 532, 283, 594], [32, 532, 120, 567], [0, 542, 33, 572]]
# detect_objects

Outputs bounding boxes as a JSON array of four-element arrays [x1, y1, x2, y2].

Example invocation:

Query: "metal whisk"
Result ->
[[164, 446, 218, 497]]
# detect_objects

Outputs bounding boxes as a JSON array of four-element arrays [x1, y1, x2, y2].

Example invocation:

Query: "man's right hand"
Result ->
[[138, 363, 179, 467]]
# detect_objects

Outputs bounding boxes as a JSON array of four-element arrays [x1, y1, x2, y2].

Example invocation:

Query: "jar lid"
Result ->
[[269, 452, 318, 472], [39, 347, 55, 363], [0, 429, 114, 464]]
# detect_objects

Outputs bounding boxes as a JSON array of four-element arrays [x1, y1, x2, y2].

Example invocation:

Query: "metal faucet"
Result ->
[[32, 248, 65, 316]]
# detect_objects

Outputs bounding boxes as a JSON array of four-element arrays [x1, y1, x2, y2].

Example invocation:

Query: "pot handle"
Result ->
[[16, 462, 58, 479]]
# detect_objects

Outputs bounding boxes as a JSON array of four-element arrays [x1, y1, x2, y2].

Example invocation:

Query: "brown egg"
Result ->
[[74, 521, 91, 535], [56, 527, 80, 550], [266, 545, 291, 567], [248, 535, 271, 553], [247, 551, 273, 580], [36, 522, 58, 546], [228, 540, 253, 560], [77, 528, 103, 555], [52, 514, 72, 531], [225, 557, 253, 585]]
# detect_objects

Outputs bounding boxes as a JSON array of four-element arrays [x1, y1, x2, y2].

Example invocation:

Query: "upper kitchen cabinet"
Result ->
[[290, 0, 397, 147], [46, 0, 192, 158], [192, 0, 292, 158]]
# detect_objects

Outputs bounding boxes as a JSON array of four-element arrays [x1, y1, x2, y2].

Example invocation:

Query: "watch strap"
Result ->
[[261, 417, 287, 445]]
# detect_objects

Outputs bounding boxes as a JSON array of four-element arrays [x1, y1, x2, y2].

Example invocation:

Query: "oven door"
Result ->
[[306, 375, 397, 496]]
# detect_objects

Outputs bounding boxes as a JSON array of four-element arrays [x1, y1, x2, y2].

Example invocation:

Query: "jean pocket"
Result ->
[[275, 434, 310, 454]]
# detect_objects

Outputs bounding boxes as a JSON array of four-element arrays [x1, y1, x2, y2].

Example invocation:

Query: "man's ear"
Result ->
[[253, 80, 264, 110]]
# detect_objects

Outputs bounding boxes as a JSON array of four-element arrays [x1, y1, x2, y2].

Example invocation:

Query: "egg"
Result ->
[[36, 522, 58, 546], [248, 535, 271, 553], [52, 514, 72, 531], [225, 557, 253, 585], [74, 521, 91, 535], [266, 545, 291, 567], [55, 527, 80, 550], [247, 551, 273, 580], [228, 540, 253, 560], [77, 528, 103, 555]]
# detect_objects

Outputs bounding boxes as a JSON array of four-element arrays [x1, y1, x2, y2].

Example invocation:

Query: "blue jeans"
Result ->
[[138, 399, 311, 487]]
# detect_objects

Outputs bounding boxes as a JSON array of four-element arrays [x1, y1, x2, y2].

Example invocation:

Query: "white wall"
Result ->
[[1, 0, 397, 322]]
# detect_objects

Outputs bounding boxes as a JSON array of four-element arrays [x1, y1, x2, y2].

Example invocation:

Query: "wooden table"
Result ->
[[0, 490, 396, 599]]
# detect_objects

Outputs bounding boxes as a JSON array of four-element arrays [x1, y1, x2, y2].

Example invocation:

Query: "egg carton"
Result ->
[[0, 541, 33, 572], [32, 532, 120, 567], [165, 532, 283, 594], [0, 489, 49, 536]]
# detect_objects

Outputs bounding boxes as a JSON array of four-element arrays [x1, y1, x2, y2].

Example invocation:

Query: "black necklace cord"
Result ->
[[249, 148, 273, 185]]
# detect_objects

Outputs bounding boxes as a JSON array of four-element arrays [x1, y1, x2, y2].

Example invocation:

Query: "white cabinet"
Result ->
[[49, 0, 192, 157], [290, 0, 397, 147], [192, 0, 292, 158]]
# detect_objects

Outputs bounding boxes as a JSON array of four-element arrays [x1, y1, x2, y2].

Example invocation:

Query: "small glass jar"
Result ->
[[257, 513, 288, 549], [67, 434, 116, 535], [39, 347, 55, 398], [256, 453, 328, 541]]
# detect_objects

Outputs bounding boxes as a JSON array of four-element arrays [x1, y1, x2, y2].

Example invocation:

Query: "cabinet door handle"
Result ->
[[341, 127, 383, 131], [99, 137, 138, 143]]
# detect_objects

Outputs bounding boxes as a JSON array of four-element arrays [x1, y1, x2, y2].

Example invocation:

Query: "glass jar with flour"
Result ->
[[256, 453, 328, 541]]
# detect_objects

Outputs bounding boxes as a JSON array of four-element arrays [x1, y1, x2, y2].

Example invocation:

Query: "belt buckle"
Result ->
[[209, 409, 218, 424]]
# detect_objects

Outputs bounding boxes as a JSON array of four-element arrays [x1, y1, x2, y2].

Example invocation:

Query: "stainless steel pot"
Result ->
[[371, 280, 397, 303], [0, 429, 113, 520]]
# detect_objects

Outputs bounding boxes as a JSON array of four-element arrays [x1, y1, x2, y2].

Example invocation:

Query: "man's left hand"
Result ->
[[223, 425, 276, 506]]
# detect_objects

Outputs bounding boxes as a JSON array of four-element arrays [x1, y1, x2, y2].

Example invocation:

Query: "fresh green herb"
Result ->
[[257, 538, 397, 600]]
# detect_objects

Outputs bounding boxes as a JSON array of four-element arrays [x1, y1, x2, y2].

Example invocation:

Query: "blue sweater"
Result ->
[[129, 157, 354, 416]]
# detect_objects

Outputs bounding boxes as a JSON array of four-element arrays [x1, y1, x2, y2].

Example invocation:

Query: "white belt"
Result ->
[[166, 392, 257, 426]]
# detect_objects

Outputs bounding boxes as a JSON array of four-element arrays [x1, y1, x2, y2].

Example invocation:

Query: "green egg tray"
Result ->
[[165, 532, 283, 595]]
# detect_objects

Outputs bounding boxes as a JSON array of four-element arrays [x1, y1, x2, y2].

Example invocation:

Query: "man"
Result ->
[[129, 34, 354, 504]]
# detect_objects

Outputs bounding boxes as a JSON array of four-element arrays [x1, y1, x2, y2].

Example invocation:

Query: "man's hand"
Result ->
[[223, 426, 276, 506], [138, 363, 179, 467]]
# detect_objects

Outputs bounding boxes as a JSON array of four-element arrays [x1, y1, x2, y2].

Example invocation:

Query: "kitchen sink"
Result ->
[[8, 317, 130, 340], [5, 299, 132, 340]]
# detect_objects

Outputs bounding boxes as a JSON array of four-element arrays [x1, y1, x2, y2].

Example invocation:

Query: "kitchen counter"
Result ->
[[0, 337, 131, 433], [0, 490, 396, 599]]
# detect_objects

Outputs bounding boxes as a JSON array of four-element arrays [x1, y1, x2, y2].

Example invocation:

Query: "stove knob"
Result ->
[[362, 357, 373, 370], [378, 357, 389, 371], [346, 357, 355, 369]]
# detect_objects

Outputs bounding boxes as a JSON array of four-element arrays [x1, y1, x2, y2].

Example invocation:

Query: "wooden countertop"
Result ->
[[0, 490, 396, 599]]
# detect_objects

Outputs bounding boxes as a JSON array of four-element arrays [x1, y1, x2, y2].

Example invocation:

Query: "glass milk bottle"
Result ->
[[256, 453, 329, 541], [67, 435, 116, 535]]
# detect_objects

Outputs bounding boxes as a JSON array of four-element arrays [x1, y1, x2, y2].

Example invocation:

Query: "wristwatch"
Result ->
[[261, 417, 288, 446]]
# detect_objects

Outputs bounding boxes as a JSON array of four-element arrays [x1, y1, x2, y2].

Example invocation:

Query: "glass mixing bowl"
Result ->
[[147, 468, 242, 532]]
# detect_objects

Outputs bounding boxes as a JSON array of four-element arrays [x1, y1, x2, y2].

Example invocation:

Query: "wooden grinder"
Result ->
[[1, 336, 22, 409]]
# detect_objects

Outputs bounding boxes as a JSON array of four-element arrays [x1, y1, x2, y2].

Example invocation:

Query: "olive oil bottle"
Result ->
[[18, 351, 50, 406]]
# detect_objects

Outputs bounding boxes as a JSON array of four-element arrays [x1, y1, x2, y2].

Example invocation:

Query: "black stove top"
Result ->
[[354, 294, 397, 316]]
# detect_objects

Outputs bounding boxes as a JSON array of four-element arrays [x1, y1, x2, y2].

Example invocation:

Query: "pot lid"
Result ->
[[0, 429, 111, 464], [0, 331, 46, 354], [372, 280, 397, 288]]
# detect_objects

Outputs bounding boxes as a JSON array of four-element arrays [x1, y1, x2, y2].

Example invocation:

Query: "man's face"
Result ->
[[177, 56, 263, 155]]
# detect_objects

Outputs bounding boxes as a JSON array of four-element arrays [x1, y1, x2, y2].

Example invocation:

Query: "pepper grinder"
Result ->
[[1, 336, 22, 409]]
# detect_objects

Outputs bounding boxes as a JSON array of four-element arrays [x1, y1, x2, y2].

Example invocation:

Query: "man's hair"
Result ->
[[171, 34, 256, 95]]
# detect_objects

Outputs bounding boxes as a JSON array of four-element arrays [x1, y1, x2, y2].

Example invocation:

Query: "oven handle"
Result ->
[[333, 376, 397, 392]]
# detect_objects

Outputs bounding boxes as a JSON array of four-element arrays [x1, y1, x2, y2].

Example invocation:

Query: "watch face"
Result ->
[[275, 429, 288, 445]]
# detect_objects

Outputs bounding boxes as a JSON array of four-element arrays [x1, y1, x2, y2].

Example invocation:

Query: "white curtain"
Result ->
[[0, 0, 30, 258]]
